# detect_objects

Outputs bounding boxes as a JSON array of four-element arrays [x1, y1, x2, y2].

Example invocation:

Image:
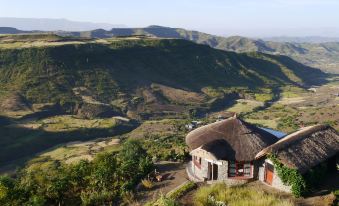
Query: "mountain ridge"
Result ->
[[0, 17, 125, 31], [0, 35, 326, 120], [54, 26, 339, 74], [1, 25, 338, 73]]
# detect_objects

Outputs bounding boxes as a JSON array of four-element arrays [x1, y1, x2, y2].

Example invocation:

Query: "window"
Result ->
[[244, 163, 251, 177], [228, 161, 252, 178], [229, 161, 236, 177], [193, 156, 201, 169]]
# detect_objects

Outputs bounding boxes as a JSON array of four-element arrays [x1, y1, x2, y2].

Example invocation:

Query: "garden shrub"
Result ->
[[269, 155, 307, 197], [167, 181, 196, 199]]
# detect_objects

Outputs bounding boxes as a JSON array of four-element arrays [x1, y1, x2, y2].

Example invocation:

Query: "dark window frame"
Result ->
[[228, 161, 253, 178]]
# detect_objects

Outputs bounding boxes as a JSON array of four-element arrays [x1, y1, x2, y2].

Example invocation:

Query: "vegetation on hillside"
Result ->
[[0, 36, 326, 115], [0, 139, 153, 205], [0, 34, 336, 205], [0, 115, 135, 167], [53, 26, 339, 74], [193, 183, 294, 206]]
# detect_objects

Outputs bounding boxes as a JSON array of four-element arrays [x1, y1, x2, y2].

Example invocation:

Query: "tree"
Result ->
[[0, 175, 16, 205], [118, 139, 154, 191]]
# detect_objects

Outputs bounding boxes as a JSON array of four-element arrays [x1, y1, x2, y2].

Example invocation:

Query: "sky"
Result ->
[[1, 0, 339, 37]]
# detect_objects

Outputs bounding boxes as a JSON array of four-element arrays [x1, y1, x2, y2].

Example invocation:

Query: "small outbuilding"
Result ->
[[256, 124, 339, 192]]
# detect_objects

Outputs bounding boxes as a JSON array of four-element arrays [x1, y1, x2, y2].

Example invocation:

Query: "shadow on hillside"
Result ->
[[267, 54, 329, 86], [0, 118, 138, 169], [18, 107, 64, 122]]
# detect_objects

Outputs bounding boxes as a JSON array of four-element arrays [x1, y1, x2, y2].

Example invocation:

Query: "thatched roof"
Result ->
[[256, 124, 339, 173], [186, 117, 278, 161]]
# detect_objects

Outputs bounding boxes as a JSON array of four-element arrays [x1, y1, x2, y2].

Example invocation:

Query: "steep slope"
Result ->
[[0, 35, 326, 119], [0, 35, 329, 168], [58, 26, 339, 74], [1, 26, 338, 73]]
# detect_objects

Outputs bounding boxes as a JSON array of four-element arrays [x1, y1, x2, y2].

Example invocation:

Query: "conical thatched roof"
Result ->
[[256, 124, 339, 173], [186, 117, 278, 161]]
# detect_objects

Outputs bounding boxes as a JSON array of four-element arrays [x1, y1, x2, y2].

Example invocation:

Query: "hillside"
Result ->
[[2, 26, 339, 73], [0, 34, 329, 169], [263, 36, 339, 43], [0, 35, 326, 116], [54, 26, 339, 74]]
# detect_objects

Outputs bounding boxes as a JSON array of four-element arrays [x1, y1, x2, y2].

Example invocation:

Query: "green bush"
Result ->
[[0, 139, 154, 205], [167, 181, 196, 199], [142, 135, 189, 162], [269, 155, 307, 197], [141, 179, 154, 189], [145, 194, 179, 206]]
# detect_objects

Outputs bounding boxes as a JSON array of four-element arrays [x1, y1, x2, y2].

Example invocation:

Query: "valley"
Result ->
[[0, 34, 337, 205]]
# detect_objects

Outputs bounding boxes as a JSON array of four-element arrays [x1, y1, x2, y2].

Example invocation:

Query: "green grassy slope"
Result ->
[[57, 26, 339, 74], [0, 115, 136, 167], [2, 26, 338, 73], [0, 37, 325, 105], [0, 36, 328, 168]]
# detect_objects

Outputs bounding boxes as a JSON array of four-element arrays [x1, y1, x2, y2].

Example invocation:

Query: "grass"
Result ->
[[245, 118, 279, 129], [167, 181, 196, 200], [40, 115, 119, 132], [0, 36, 325, 108], [254, 93, 273, 102], [141, 179, 154, 189], [193, 183, 294, 206], [227, 99, 263, 114], [27, 137, 121, 167], [0, 113, 133, 171], [145, 194, 179, 206], [281, 86, 306, 99], [127, 119, 187, 138]]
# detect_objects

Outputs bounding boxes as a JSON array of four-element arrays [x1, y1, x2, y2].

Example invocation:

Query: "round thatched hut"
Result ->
[[185, 116, 278, 183]]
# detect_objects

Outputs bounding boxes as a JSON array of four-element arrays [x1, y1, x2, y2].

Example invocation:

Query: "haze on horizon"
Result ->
[[1, 0, 339, 37]]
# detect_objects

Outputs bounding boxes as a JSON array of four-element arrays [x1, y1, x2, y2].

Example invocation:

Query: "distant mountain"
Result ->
[[68, 26, 339, 74], [263, 36, 339, 43], [1, 25, 338, 73], [0, 27, 29, 34], [0, 17, 125, 31], [58, 26, 338, 74]]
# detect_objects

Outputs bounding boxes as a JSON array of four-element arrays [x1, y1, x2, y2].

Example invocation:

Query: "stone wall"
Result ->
[[259, 159, 291, 193], [258, 166, 265, 182], [190, 158, 209, 180], [189, 157, 262, 186], [217, 160, 228, 180], [271, 172, 291, 192]]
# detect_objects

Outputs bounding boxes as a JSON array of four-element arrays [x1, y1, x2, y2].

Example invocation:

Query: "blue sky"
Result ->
[[1, 0, 339, 36]]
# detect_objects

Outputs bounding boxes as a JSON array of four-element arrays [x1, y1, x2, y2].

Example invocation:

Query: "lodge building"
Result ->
[[185, 116, 339, 192]]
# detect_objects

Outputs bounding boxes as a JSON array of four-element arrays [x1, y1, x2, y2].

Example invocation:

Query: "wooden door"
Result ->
[[265, 163, 274, 185]]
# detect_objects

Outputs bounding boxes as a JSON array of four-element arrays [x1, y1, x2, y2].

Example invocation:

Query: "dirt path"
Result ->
[[137, 161, 189, 204]]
